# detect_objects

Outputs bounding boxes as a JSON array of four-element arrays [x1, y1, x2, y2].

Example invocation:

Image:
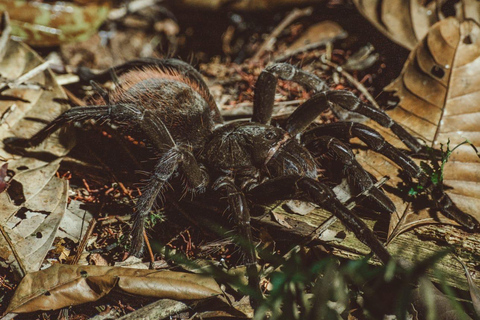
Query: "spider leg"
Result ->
[[248, 175, 392, 264], [130, 146, 209, 256], [3, 103, 210, 255], [285, 89, 423, 153], [252, 63, 328, 124], [303, 122, 479, 230], [213, 176, 261, 297], [305, 135, 396, 214], [213, 176, 256, 265], [252, 63, 422, 152], [4, 104, 176, 152]]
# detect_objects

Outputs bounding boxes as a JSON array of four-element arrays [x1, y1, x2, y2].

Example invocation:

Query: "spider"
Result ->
[[5, 58, 478, 267]]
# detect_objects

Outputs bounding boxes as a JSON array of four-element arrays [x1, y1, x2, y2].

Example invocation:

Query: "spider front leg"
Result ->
[[285, 89, 423, 153], [303, 122, 479, 230], [213, 176, 262, 300], [248, 175, 392, 264], [213, 176, 256, 265], [131, 146, 209, 256], [253, 63, 328, 124], [253, 63, 423, 153]]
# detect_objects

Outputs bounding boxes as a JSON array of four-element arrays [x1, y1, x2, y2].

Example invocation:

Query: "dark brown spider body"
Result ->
[[202, 122, 316, 179], [5, 58, 478, 273], [98, 67, 216, 149]]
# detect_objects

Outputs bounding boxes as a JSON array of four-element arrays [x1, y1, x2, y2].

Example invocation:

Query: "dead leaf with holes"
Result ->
[[0, 15, 74, 277], [5, 264, 222, 314], [352, 0, 480, 50], [355, 17, 480, 243]]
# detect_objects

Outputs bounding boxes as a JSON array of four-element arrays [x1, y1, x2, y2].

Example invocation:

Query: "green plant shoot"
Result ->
[[408, 139, 479, 197]]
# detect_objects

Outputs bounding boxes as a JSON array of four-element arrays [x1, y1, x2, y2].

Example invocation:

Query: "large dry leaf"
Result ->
[[352, 0, 480, 50], [6, 264, 222, 313], [0, 0, 111, 46], [0, 23, 73, 275], [356, 18, 480, 242]]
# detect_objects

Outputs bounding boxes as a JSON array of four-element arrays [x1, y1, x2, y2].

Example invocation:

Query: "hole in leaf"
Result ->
[[7, 180, 25, 205], [80, 270, 88, 278], [44, 291, 51, 296], [431, 65, 445, 78], [36, 232, 42, 238], [439, 0, 460, 17], [16, 166, 29, 171], [463, 35, 473, 44]]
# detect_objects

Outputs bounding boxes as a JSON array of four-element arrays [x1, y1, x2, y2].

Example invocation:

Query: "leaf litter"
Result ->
[[0, 1, 478, 318]]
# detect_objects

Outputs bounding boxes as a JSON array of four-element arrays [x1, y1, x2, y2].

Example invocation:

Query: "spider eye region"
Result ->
[[265, 130, 277, 140]]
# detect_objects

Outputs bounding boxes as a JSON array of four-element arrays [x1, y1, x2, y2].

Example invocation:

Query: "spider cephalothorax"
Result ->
[[6, 58, 478, 268]]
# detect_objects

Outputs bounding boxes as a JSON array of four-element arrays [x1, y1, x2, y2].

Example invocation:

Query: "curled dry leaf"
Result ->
[[0, 162, 7, 193], [0, 25, 73, 275], [352, 0, 480, 50], [355, 18, 480, 242], [6, 264, 222, 314], [275, 21, 347, 61]]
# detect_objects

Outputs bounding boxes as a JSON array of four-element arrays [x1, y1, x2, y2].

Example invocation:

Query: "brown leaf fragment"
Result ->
[[355, 18, 480, 242], [352, 0, 480, 50], [278, 21, 347, 60], [271, 211, 293, 228], [0, 162, 8, 193], [6, 264, 223, 313]]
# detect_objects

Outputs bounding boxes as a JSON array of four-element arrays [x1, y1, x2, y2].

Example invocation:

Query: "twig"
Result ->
[[251, 7, 313, 62], [220, 99, 305, 117], [0, 12, 11, 60], [144, 229, 155, 263], [69, 218, 97, 265], [321, 58, 382, 110], [118, 299, 193, 320], [9, 61, 52, 89]]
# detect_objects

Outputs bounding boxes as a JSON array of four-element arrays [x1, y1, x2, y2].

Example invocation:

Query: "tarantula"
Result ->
[[5, 58, 478, 266]]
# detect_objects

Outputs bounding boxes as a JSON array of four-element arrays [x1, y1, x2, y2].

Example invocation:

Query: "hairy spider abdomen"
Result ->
[[97, 67, 215, 148]]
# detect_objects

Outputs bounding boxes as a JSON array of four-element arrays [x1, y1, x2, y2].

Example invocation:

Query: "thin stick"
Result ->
[[322, 58, 382, 110], [0, 12, 11, 59], [118, 299, 193, 320], [251, 7, 313, 62], [70, 218, 97, 265], [144, 229, 155, 263]]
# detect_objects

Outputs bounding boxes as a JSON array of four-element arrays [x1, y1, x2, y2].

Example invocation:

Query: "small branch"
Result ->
[[322, 58, 382, 110], [144, 229, 155, 263], [118, 299, 193, 320], [69, 218, 97, 265], [251, 7, 313, 62]]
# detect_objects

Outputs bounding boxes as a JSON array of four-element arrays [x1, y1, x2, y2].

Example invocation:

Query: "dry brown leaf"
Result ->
[[356, 18, 480, 242], [411, 277, 472, 320], [174, 0, 324, 11], [0, 20, 73, 276], [276, 21, 347, 61], [6, 264, 223, 314], [352, 0, 480, 50]]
